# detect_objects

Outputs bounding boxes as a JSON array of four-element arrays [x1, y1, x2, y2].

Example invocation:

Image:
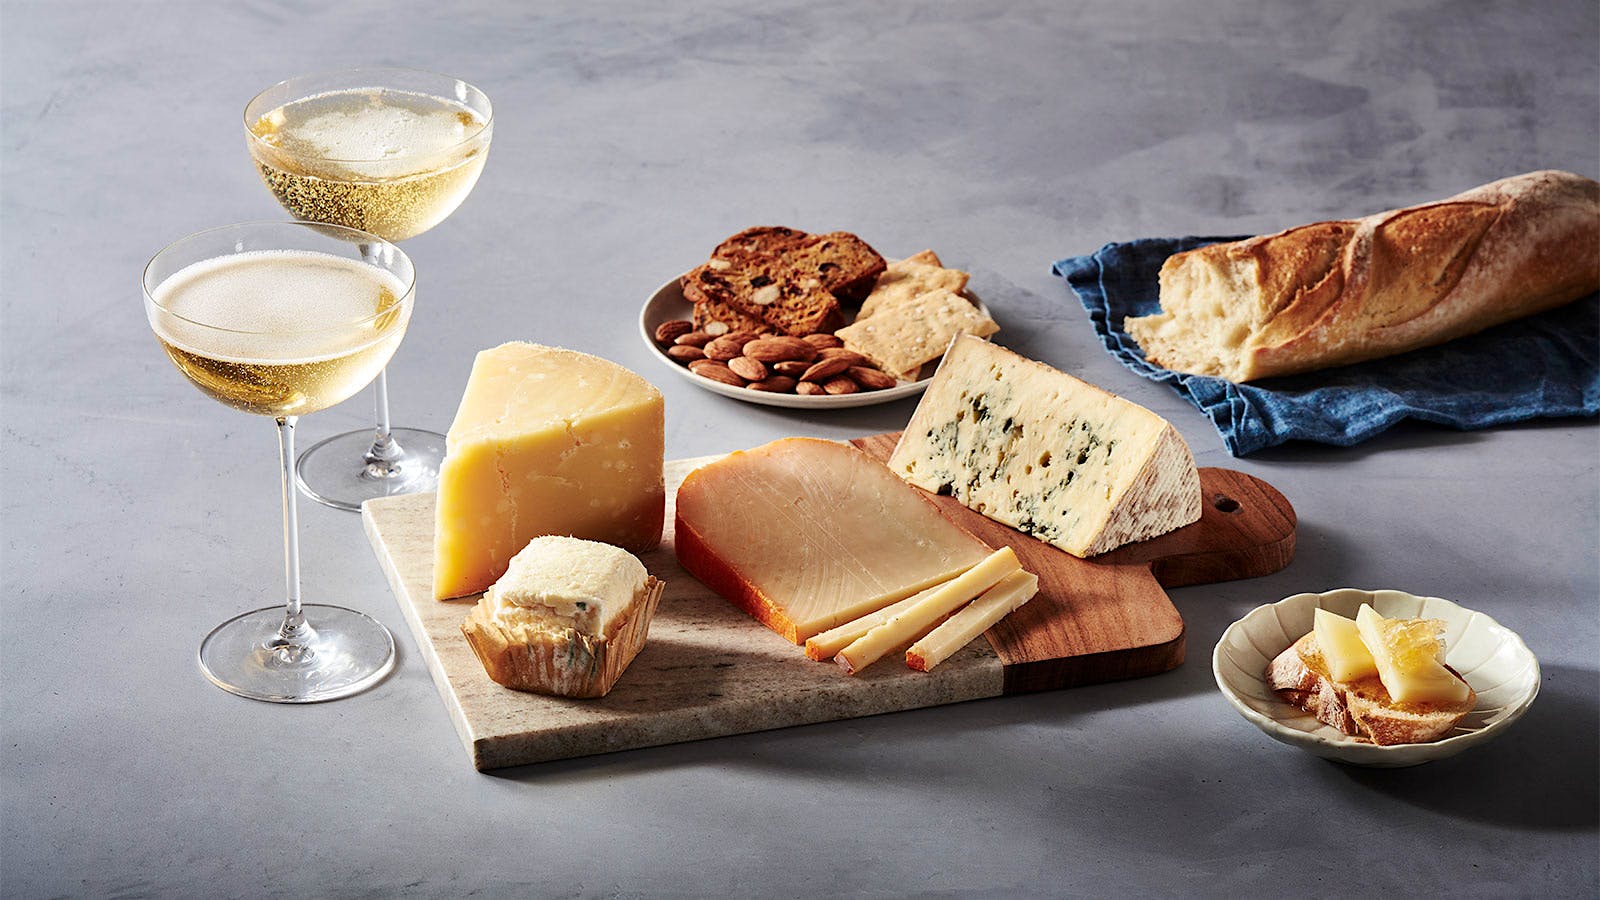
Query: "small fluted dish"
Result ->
[[1213, 588, 1539, 767]]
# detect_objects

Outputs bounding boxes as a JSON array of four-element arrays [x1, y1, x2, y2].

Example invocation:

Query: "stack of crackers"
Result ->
[[837, 250, 998, 381]]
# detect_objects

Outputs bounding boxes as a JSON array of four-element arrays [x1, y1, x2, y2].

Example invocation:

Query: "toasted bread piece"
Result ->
[[680, 227, 886, 335], [1266, 632, 1475, 745], [711, 227, 886, 301], [461, 576, 663, 699], [691, 296, 775, 335], [682, 262, 844, 335]]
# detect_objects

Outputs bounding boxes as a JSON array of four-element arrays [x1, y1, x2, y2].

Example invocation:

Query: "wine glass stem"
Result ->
[[360, 242, 403, 472], [365, 368, 403, 467], [275, 416, 310, 649]]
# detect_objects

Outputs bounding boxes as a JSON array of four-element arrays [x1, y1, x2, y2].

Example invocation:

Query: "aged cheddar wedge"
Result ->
[[835, 547, 1021, 675], [433, 343, 665, 600], [889, 335, 1202, 557], [674, 438, 992, 644], [906, 569, 1038, 672], [804, 581, 949, 661]]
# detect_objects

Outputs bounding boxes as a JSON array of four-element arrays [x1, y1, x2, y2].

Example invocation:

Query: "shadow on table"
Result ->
[[1245, 414, 1591, 464], [1332, 662, 1598, 831]]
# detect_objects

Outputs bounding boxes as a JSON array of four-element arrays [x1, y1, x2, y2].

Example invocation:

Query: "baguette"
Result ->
[[1126, 170, 1600, 382]]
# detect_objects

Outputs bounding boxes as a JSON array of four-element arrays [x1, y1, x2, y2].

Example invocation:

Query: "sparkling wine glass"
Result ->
[[144, 222, 415, 702], [244, 67, 493, 510]]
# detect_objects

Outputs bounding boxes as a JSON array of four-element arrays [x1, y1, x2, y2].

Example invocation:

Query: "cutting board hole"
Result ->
[[1212, 494, 1241, 513]]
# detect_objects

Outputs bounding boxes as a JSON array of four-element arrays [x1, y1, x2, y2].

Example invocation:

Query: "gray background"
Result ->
[[3, 1, 1596, 896]]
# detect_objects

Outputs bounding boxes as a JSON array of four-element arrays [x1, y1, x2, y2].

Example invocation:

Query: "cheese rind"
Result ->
[[673, 438, 993, 644], [906, 569, 1038, 672], [432, 343, 664, 600], [888, 335, 1202, 557], [834, 547, 1021, 675]]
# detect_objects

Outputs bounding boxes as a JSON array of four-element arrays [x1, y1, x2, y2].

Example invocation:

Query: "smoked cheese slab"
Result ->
[[361, 435, 1294, 770]]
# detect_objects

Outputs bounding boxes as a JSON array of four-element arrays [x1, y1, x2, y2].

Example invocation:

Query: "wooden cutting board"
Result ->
[[361, 434, 1295, 770]]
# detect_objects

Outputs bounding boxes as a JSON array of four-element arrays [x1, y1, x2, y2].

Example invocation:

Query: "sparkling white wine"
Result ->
[[248, 88, 491, 241], [150, 251, 411, 416]]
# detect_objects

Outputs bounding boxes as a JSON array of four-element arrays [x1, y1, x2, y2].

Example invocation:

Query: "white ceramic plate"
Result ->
[[638, 276, 991, 409], [1213, 588, 1539, 767]]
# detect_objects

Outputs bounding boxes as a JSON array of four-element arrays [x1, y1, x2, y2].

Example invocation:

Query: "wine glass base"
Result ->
[[295, 426, 446, 511], [198, 604, 396, 703]]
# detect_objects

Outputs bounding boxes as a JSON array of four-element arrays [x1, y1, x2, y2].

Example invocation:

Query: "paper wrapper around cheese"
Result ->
[[460, 576, 663, 698], [888, 335, 1202, 557]]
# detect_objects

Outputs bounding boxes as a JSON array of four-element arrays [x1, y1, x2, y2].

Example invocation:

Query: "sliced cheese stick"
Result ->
[[906, 570, 1038, 672], [835, 547, 1021, 675], [805, 581, 951, 661]]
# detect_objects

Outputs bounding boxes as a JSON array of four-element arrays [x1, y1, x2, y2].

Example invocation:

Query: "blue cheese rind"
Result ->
[[887, 335, 1202, 557]]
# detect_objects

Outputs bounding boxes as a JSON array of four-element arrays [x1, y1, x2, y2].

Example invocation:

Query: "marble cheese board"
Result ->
[[361, 434, 1296, 770]]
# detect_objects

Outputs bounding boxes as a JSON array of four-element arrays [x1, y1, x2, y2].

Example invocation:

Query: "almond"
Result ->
[[704, 336, 747, 361], [803, 333, 844, 350], [675, 330, 715, 348], [655, 319, 695, 345], [847, 366, 898, 390], [747, 375, 798, 393], [771, 360, 811, 377], [799, 356, 851, 382], [821, 376, 859, 395], [692, 363, 746, 387], [796, 382, 827, 396], [743, 337, 817, 364], [817, 348, 870, 367], [688, 359, 728, 376], [749, 284, 782, 306], [702, 321, 730, 336], [727, 356, 768, 381], [666, 344, 706, 363]]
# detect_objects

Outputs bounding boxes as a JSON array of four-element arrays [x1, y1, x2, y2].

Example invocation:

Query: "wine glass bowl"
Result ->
[[145, 221, 415, 703], [244, 68, 493, 242], [144, 223, 415, 417]]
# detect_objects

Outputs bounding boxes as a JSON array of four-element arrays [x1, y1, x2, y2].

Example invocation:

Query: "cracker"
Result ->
[[835, 288, 999, 380], [857, 252, 970, 320]]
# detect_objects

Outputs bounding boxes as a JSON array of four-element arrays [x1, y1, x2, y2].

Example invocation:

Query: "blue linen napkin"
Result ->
[[1052, 236, 1600, 456]]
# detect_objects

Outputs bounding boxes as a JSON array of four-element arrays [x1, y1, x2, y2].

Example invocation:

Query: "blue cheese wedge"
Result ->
[[888, 335, 1202, 557]]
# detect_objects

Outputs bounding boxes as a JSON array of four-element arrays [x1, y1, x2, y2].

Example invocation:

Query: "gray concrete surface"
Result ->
[[3, 1, 1596, 896]]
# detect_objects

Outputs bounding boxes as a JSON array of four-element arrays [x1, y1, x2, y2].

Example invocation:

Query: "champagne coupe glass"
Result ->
[[244, 67, 492, 511], [144, 222, 415, 702]]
